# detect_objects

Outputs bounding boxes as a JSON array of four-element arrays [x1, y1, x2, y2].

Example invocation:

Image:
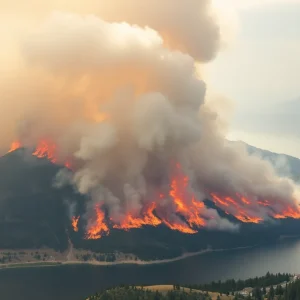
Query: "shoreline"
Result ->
[[0, 245, 256, 270]]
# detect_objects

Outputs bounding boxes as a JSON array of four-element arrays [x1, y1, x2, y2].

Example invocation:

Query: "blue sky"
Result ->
[[206, 1, 300, 157]]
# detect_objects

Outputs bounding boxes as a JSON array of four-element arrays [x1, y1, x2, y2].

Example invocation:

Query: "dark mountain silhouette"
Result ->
[[0, 146, 300, 260]]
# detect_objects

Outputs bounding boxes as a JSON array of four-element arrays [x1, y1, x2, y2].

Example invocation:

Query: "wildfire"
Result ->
[[210, 192, 300, 224], [6, 140, 300, 237], [86, 205, 109, 239], [162, 219, 197, 234], [72, 216, 80, 232], [235, 214, 262, 224], [8, 141, 22, 153], [168, 163, 206, 229], [211, 193, 264, 224], [7, 140, 72, 169], [33, 139, 57, 163], [113, 202, 161, 230], [273, 205, 300, 220]]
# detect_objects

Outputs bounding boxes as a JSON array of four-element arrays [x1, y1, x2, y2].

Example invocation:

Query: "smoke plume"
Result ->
[[0, 0, 299, 236]]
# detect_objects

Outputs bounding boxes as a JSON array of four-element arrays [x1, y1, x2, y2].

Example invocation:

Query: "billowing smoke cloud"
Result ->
[[0, 0, 299, 236]]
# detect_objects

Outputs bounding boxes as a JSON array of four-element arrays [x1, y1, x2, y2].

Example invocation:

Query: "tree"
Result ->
[[253, 287, 262, 300], [275, 285, 284, 295], [154, 290, 160, 300], [284, 283, 288, 299], [269, 285, 275, 300]]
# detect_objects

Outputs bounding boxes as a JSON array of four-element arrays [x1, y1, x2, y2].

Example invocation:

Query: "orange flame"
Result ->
[[86, 205, 109, 239], [162, 219, 197, 234], [235, 214, 262, 224], [273, 205, 300, 219], [5, 141, 300, 233], [257, 200, 270, 207], [72, 216, 80, 232], [64, 160, 73, 170], [113, 202, 161, 230], [210, 193, 263, 224], [210, 192, 300, 224], [7, 139, 73, 169], [168, 164, 206, 229], [8, 141, 22, 153], [32, 139, 57, 163]]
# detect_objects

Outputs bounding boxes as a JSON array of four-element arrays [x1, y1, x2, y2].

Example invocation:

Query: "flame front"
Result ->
[[32, 140, 57, 163], [110, 163, 206, 235], [210, 192, 300, 224], [210, 193, 263, 224], [7, 140, 72, 169], [72, 216, 80, 232], [86, 205, 109, 239], [113, 202, 161, 230], [6, 140, 300, 238], [273, 206, 300, 219], [167, 163, 206, 230]]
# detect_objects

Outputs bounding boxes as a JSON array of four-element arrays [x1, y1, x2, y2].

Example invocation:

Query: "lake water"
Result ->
[[1, 238, 300, 300]]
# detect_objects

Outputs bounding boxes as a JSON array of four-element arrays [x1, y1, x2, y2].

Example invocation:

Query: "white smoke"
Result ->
[[0, 0, 299, 233]]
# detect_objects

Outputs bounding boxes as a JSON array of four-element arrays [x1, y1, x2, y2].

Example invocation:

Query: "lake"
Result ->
[[1, 238, 300, 300]]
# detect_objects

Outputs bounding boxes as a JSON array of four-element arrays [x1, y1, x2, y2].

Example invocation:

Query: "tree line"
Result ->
[[85, 273, 300, 300], [86, 285, 209, 300], [185, 272, 291, 294], [250, 280, 300, 300]]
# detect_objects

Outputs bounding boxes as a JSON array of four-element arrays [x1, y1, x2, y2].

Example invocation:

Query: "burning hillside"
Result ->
[[1, 1, 300, 241], [7, 141, 300, 239]]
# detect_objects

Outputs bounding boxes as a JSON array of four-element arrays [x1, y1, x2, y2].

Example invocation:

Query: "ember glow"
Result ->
[[71, 216, 80, 232]]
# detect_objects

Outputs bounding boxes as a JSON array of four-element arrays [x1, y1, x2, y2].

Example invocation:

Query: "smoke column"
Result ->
[[0, 0, 299, 236]]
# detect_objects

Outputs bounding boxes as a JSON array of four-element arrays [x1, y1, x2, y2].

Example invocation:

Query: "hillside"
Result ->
[[0, 146, 300, 260], [85, 286, 209, 300], [85, 275, 300, 300], [235, 141, 300, 180]]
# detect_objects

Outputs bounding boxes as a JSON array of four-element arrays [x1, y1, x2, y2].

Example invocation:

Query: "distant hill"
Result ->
[[234, 141, 300, 181], [0, 146, 300, 260]]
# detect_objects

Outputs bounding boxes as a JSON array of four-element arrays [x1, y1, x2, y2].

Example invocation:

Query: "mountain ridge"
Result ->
[[0, 144, 300, 260]]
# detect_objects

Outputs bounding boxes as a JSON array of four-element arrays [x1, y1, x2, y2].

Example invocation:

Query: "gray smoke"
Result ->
[[0, 1, 299, 233]]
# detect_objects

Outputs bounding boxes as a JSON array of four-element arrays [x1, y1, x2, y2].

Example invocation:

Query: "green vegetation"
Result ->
[[243, 279, 300, 300], [86, 286, 208, 300], [185, 272, 290, 295], [85, 274, 300, 300]]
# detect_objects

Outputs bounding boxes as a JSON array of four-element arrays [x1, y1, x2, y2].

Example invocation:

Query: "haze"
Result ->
[[207, 0, 300, 158]]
